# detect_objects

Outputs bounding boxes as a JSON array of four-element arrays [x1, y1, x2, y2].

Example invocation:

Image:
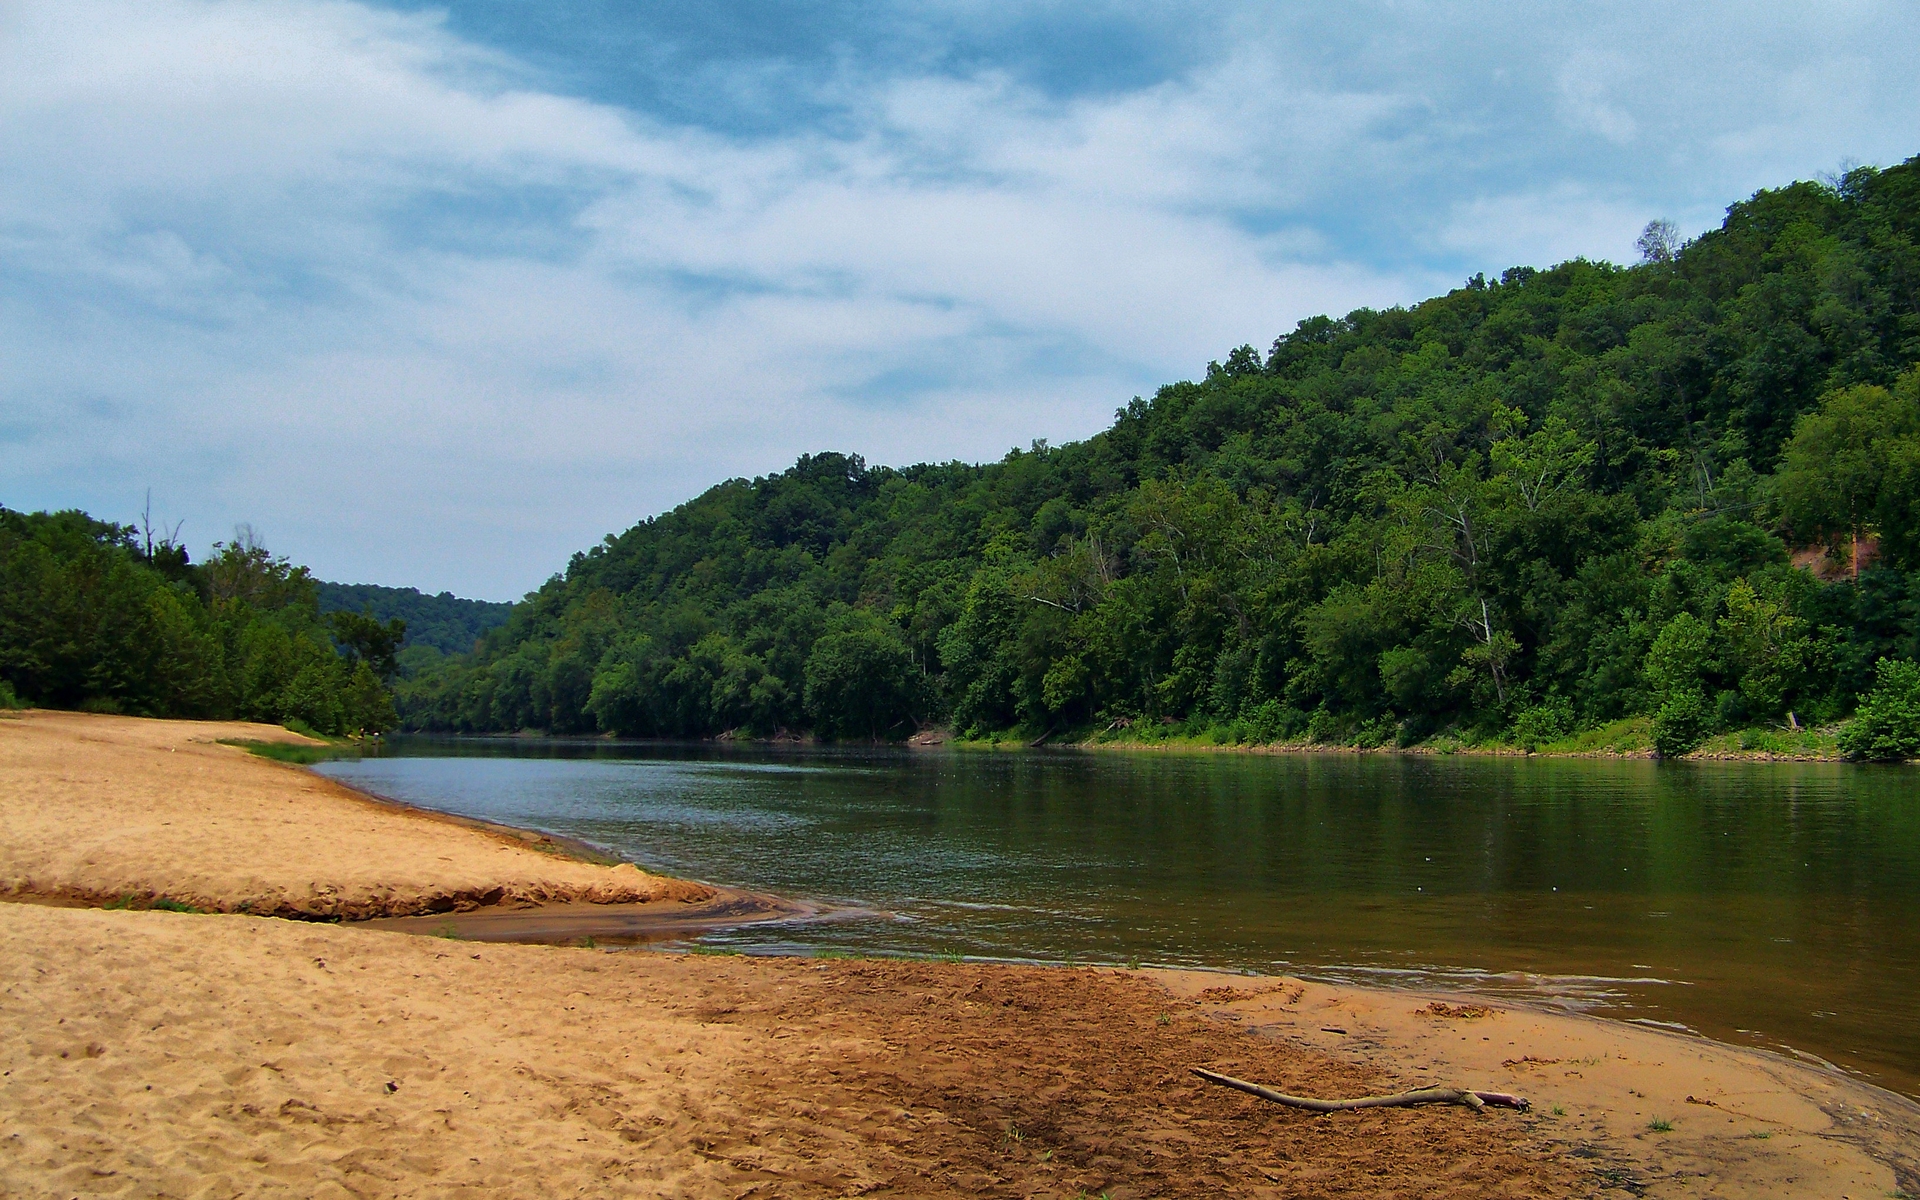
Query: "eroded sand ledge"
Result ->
[[2, 710, 1915, 1198]]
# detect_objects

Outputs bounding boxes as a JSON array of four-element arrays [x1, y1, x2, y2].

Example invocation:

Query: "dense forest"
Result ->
[[0, 513, 400, 736], [317, 582, 513, 659], [394, 157, 1920, 757]]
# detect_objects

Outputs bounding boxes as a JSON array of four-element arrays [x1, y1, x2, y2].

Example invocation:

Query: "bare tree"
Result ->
[[1637, 219, 1681, 264], [137, 489, 184, 562]]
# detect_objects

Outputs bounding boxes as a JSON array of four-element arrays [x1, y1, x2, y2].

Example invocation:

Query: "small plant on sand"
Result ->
[[1647, 1117, 1674, 1133], [432, 924, 463, 940], [1156, 1012, 1171, 1026], [1549, 1104, 1565, 1117], [1003, 1123, 1024, 1145], [1126, 956, 1141, 971], [219, 738, 347, 766], [813, 947, 854, 960], [940, 950, 964, 964], [575, 936, 598, 949], [104, 895, 201, 913]]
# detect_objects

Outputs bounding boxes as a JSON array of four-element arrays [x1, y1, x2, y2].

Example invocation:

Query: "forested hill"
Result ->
[[398, 157, 1920, 756], [318, 583, 513, 657]]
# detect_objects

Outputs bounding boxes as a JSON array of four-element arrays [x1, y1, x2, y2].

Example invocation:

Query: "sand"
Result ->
[[0, 711, 706, 917], [3, 905, 1579, 1199], [1159, 973, 1920, 1199], [3, 710, 1916, 1198]]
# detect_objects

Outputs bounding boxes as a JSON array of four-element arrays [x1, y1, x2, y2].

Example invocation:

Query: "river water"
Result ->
[[316, 739, 1920, 1098]]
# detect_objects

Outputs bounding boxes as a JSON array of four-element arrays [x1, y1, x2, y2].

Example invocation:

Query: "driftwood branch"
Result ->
[[1192, 1068, 1528, 1113]]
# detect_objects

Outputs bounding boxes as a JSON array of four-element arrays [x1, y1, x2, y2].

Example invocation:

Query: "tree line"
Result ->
[[0, 511, 401, 736], [395, 157, 1920, 757]]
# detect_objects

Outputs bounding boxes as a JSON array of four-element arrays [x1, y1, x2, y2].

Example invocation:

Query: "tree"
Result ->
[[328, 610, 407, 682], [804, 627, 918, 740], [1774, 375, 1920, 575], [1636, 219, 1682, 263], [1839, 658, 1920, 761], [1645, 613, 1713, 758]]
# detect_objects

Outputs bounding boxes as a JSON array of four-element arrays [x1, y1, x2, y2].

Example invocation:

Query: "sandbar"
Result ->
[[2, 710, 1915, 1198]]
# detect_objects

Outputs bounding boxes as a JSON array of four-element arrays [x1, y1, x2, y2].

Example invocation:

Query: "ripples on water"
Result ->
[[319, 740, 1920, 1098]]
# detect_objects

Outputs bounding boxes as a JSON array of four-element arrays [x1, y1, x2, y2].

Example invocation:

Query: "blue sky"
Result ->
[[4, 1, 1919, 599]]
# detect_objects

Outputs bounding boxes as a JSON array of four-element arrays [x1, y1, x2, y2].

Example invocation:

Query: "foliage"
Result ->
[[0, 510, 399, 735], [219, 738, 352, 765], [1839, 658, 1920, 761], [1774, 374, 1920, 570], [396, 156, 1920, 745], [317, 582, 513, 656]]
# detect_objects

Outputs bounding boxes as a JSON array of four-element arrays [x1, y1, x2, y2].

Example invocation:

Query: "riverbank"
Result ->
[[3, 710, 1915, 1197], [938, 715, 1855, 763]]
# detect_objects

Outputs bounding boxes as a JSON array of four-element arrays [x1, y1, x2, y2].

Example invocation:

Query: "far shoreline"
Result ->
[[360, 724, 1871, 765]]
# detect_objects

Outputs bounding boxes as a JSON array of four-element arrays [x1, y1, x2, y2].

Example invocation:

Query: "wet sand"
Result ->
[[1159, 972, 1920, 1199], [3, 710, 1916, 1197], [358, 891, 817, 944]]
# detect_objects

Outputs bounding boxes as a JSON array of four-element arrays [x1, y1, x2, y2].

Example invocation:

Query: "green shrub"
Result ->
[[1653, 688, 1712, 759], [1839, 658, 1920, 761], [1511, 697, 1573, 750]]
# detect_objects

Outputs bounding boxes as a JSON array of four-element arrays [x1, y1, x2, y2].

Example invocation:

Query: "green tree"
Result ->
[[328, 610, 407, 682], [1839, 658, 1920, 761], [1645, 613, 1714, 758], [1774, 373, 1920, 574], [804, 626, 919, 740]]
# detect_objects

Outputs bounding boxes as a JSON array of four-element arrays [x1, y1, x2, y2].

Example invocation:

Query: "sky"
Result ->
[[4, 1, 1919, 600]]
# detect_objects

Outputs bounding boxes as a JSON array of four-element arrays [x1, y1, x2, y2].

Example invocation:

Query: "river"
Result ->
[[316, 739, 1920, 1098]]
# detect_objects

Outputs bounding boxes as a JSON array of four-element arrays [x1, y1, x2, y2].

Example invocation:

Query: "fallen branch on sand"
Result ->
[[1193, 1068, 1529, 1113]]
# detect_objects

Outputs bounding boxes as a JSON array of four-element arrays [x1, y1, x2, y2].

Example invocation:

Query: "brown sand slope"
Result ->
[[0, 904, 1575, 1200], [0, 711, 704, 917]]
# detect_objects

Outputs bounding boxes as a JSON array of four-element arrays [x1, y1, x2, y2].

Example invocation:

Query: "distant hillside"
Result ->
[[395, 156, 1920, 754], [317, 583, 514, 657]]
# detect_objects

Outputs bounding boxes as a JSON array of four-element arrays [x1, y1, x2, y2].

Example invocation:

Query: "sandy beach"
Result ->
[[0, 711, 710, 917], [3, 711, 1915, 1198]]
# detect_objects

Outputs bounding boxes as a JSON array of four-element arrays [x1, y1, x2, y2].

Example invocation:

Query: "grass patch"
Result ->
[[1647, 1117, 1674, 1133], [574, 935, 598, 949], [1533, 717, 1654, 756], [219, 738, 352, 765], [1688, 726, 1842, 758], [103, 894, 203, 913], [432, 923, 463, 940]]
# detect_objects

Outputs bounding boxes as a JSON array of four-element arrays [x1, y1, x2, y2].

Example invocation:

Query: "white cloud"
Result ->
[[2, 0, 1918, 596]]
